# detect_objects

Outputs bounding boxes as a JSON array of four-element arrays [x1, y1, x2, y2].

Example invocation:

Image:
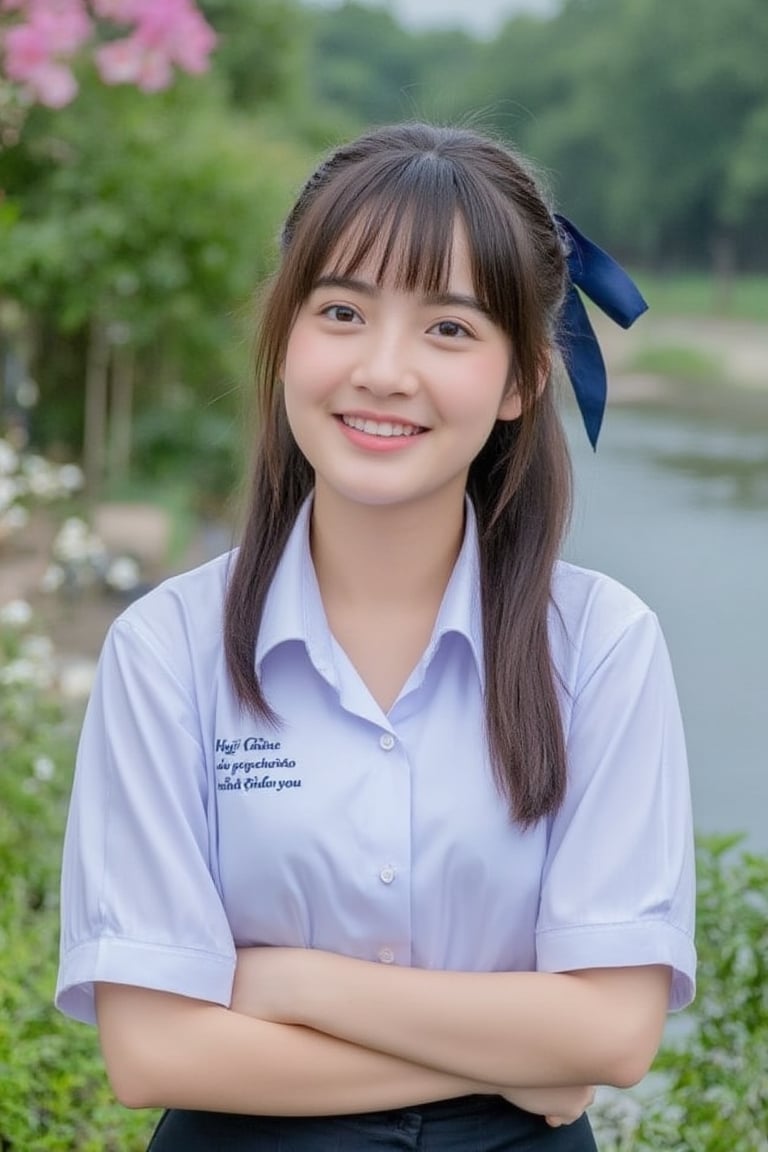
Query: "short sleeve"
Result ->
[[536, 607, 696, 1011], [56, 617, 235, 1025]]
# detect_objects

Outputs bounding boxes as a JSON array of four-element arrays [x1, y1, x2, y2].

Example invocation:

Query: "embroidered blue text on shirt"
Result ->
[[215, 735, 301, 793], [218, 775, 301, 793], [215, 736, 283, 754]]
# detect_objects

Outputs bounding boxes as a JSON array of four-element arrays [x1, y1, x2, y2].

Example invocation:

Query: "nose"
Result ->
[[350, 328, 418, 397]]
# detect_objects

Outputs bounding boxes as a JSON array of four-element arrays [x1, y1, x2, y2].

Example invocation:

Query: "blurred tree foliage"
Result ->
[[0, 7, 310, 498], [304, 0, 768, 271], [304, 1, 480, 129]]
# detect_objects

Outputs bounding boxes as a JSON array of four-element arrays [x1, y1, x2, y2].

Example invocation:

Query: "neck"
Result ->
[[310, 484, 466, 611]]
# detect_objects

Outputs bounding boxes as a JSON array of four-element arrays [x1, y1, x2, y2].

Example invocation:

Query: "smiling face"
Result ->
[[282, 219, 519, 518]]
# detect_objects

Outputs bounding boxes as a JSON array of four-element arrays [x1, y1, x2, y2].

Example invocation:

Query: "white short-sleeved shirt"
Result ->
[[56, 498, 696, 1025]]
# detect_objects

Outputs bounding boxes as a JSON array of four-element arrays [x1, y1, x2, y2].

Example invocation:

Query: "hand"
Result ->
[[499, 1084, 596, 1127]]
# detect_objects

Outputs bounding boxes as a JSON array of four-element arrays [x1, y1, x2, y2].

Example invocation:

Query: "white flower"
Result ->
[[0, 599, 33, 627], [0, 439, 18, 475], [54, 517, 102, 563], [106, 556, 141, 592], [57, 463, 84, 493], [33, 755, 55, 781], [40, 564, 66, 593], [0, 657, 51, 687], [58, 659, 96, 700], [26, 462, 59, 499], [16, 379, 39, 409], [20, 634, 54, 661], [0, 476, 18, 511], [1, 504, 29, 531]]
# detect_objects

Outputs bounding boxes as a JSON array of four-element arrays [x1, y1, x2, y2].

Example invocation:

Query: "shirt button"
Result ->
[[379, 866, 396, 884], [378, 947, 395, 964], [379, 733, 395, 751]]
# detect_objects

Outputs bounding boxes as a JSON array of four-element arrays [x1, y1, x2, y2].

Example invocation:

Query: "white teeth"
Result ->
[[341, 415, 421, 437]]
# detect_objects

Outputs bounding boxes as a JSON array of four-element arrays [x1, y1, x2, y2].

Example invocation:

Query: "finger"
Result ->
[[545, 1116, 564, 1127]]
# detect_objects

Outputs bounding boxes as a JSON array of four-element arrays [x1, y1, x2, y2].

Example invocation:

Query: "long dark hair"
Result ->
[[224, 123, 572, 826]]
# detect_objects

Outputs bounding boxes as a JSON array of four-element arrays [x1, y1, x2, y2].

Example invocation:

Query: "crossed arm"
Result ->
[[95, 950, 670, 1119]]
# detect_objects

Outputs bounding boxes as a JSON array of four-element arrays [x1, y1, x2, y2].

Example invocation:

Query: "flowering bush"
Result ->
[[40, 515, 142, 597], [0, 0, 216, 108], [0, 435, 83, 543], [0, 602, 157, 1149]]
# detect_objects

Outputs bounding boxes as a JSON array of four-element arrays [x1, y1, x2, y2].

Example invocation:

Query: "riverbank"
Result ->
[[594, 312, 768, 398]]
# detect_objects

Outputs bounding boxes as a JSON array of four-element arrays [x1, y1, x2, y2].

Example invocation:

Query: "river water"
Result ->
[[563, 385, 768, 851]]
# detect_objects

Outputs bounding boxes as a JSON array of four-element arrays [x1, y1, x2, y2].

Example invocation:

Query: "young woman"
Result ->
[[56, 123, 696, 1151]]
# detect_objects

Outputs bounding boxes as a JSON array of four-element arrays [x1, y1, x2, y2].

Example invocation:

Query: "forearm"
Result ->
[[251, 953, 670, 1090], [95, 983, 491, 1114]]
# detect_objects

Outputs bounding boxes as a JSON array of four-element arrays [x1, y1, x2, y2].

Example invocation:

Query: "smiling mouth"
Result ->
[[339, 415, 426, 438]]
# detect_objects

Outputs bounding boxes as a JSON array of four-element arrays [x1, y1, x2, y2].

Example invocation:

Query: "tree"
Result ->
[[0, 71, 309, 502], [438, 0, 768, 270]]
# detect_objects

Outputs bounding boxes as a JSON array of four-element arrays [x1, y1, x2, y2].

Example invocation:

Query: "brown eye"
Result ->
[[429, 319, 471, 339], [323, 304, 361, 324]]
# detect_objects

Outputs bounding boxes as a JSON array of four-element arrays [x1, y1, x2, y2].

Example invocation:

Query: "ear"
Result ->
[[497, 352, 551, 422], [497, 387, 523, 422]]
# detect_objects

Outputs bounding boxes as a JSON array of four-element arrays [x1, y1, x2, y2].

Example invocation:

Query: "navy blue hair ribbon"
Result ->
[[554, 214, 648, 449]]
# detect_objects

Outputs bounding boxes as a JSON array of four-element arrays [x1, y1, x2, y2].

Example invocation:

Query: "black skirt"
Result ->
[[147, 1094, 598, 1151]]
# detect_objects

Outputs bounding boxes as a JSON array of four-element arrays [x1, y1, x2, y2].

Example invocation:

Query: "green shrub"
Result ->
[[599, 837, 768, 1152], [0, 610, 157, 1151]]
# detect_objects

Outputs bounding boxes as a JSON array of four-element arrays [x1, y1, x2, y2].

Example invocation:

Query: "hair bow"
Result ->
[[554, 214, 648, 449]]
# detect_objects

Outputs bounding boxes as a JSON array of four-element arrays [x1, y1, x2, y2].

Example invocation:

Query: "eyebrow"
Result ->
[[313, 276, 491, 317]]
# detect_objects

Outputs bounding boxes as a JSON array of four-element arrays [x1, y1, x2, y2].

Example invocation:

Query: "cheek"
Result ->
[[282, 331, 327, 407], [440, 349, 511, 423]]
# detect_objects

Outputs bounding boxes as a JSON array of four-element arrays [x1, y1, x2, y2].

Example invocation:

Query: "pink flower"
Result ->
[[3, 22, 50, 80], [93, 34, 143, 84], [3, 21, 79, 106], [1, 0, 90, 107], [20, 0, 92, 55], [94, 0, 215, 90], [130, 0, 216, 73], [28, 59, 78, 106], [135, 46, 172, 92], [2, 0, 215, 104]]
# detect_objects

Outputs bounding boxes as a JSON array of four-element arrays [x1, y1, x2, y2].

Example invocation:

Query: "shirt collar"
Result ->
[[256, 495, 485, 690]]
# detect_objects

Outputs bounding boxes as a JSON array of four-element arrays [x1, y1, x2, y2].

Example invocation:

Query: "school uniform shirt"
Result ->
[[56, 497, 697, 1026]]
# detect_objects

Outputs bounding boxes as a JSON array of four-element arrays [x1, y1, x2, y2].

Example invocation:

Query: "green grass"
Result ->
[[626, 344, 724, 383], [632, 272, 768, 322]]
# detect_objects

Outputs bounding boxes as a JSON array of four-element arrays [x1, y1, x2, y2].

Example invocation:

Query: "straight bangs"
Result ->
[[287, 151, 465, 303], [284, 151, 541, 343]]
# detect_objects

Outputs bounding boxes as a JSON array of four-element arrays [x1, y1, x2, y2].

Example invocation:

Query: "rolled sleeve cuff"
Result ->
[[55, 937, 236, 1025], [536, 920, 696, 1012]]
